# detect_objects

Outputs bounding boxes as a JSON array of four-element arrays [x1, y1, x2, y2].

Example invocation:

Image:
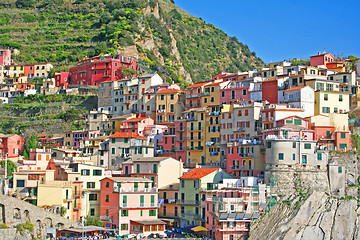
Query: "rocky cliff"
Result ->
[[249, 152, 360, 240]]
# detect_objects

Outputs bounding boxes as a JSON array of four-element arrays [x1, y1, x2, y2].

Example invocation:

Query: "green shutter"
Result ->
[[145, 182, 149, 188], [136, 164, 140, 173], [341, 132, 346, 139], [339, 144, 347, 150], [304, 143, 311, 149], [112, 138, 115, 143], [153, 164, 157, 173], [134, 182, 138, 190], [317, 153, 322, 160], [294, 119, 302, 125], [124, 138, 128, 143], [146, 148, 148, 154], [140, 195, 144, 207], [151, 195, 155, 206], [123, 195, 127, 207]]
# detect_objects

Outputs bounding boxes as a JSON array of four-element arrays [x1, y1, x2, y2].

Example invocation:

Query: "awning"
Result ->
[[184, 225, 197, 230], [130, 220, 166, 225], [235, 213, 244, 220], [191, 226, 209, 232]]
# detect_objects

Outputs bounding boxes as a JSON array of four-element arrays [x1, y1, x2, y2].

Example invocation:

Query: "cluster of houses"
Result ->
[[1, 50, 360, 239]]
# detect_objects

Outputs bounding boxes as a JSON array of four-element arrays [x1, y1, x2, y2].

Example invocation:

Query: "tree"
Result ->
[[85, 216, 104, 227], [0, 160, 17, 177], [15, 0, 36, 8], [22, 133, 38, 159], [60, 207, 66, 217], [59, 108, 83, 122], [170, 0, 175, 4]]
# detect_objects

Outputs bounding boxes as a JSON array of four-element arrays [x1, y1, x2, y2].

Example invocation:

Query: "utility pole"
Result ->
[[4, 154, 8, 196]]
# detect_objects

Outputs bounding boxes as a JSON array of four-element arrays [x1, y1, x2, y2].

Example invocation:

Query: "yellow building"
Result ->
[[158, 183, 181, 227], [306, 79, 350, 114], [37, 181, 74, 220], [184, 108, 207, 166], [155, 88, 185, 125]]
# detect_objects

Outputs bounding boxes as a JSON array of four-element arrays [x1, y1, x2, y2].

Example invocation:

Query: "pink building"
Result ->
[[310, 52, 335, 66], [203, 180, 272, 240], [100, 177, 166, 237], [220, 79, 250, 104], [0, 49, 11, 65], [0, 133, 24, 158], [120, 117, 154, 135]]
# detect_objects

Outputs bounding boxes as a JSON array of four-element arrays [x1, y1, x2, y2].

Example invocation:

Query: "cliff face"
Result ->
[[249, 153, 360, 240]]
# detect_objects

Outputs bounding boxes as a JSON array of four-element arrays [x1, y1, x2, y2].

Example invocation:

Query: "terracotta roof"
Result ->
[[123, 117, 148, 122], [109, 132, 146, 139], [206, 81, 224, 86], [186, 82, 211, 89], [284, 86, 309, 92], [156, 88, 184, 94], [179, 168, 220, 179]]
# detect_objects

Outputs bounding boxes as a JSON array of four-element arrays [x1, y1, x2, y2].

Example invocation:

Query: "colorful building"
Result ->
[[0, 133, 24, 158], [178, 168, 233, 228], [100, 177, 166, 237]]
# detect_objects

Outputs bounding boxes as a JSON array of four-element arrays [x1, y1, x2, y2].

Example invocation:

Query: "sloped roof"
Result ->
[[156, 88, 184, 94], [284, 86, 310, 92], [186, 81, 210, 89], [123, 117, 149, 122], [108, 132, 146, 139], [179, 168, 220, 179]]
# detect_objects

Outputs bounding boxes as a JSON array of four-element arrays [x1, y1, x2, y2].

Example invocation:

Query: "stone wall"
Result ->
[[0, 195, 77, 239]]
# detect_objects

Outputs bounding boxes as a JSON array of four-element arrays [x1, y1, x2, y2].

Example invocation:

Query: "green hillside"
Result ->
[[0, 0, 265, 85]]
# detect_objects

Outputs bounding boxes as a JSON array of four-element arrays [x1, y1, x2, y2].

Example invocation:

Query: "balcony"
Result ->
[[185, 103, 201, 108], [234, 127, 246, 132], [157, 109, 167, 114], [179, 200, 201, 205], [187, 136, 203, 141], [265, 135, 300, 141], [186, 93, 202, 99], [100, 215, 113, 221], [186, 146, 204, 151], [163, 199, 181, 204], [187, 127, 203, 131], [123, 100, 131, 104], [113, 186, 158, 193], [175, 127, 185, 131], [175, 138, 185, 142], [185, 117, 198, 122]]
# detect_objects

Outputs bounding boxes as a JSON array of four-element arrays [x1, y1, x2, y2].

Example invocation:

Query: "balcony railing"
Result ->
[[187, 127, 203, 131], [100, 215, 113, 221], [187, 136, 203, 141], [113, 186, 158, 193], [186, 93, 202, 99], [186, 146, 204, 151], [179, 200, 201, 205]]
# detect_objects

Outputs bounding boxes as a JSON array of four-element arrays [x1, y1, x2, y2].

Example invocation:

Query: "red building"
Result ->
[[0, 49, 11, 66], [0, 134, 24, 158], [55, 72, 70, 89], [262, 79, 279, 104], [310, 52, 335, 66], [69, 55, 140, 86]]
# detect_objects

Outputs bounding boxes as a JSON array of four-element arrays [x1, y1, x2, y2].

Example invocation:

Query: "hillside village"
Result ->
[[1, 48, 360, 239]]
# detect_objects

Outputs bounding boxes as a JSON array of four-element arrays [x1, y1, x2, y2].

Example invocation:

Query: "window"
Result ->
[[317, 153, 322, 160], [221, 91, 225, 97], [87, 182, 96, 188], [339, 144, 347, 150], [294, 119, 302, 125], [112, 138, 115, 143], [123, 195, 127, 207], [170, 94, 174, 100], [181, 180, 185, 188], [151, 195, 155, 207], [105, 195, 109, 202], [160, 95, 164, 100], [302, 155, 307, 164], [341, 132, 346, 139], [266, 142, 271, 148], [90, 208, 95, 216], [293, 142, 296, 148], [89, 194, 97, 201], [124, 138, 128, 143], [111, 148, 115, 154], [153, 164, 157, 173], [149, 210, 156, 216], [293, 154, 296, 161], [106, 182, 109, 188], [338, 166, 342, 173], [93, 170, 102, 176], [324, 94, 328, 101], [140, 195, 144, 207], [304, 143, 311, 149], [17, 180, 25, 187], [278, 153, 284, 160], [322, 107, 330, 113], [326, 131, 331, 138], [136, 164, 140, 173], [81, 169, 90, 176], [121, 224, 128, 231], [121, 210, 128, 216], [243, 89, 247, 95]]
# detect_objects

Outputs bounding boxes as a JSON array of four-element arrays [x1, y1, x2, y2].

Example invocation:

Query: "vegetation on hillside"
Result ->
[[0, 0, 264, 85]]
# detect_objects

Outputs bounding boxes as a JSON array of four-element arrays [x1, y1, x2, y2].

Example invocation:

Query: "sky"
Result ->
[[175, 0, 360, 63]]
